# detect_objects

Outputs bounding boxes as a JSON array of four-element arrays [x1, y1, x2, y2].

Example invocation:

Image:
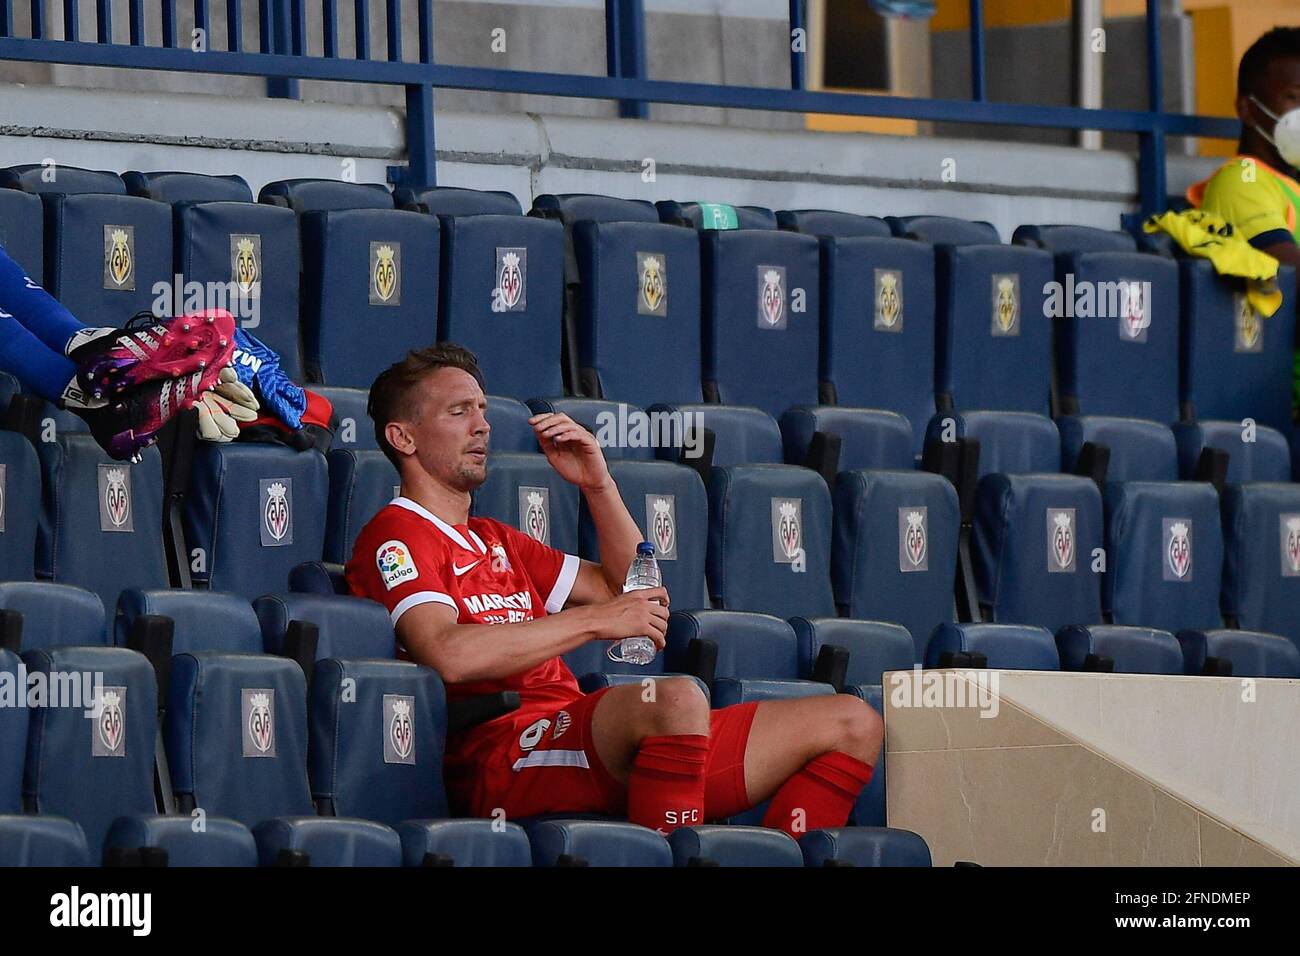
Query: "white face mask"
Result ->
[[1250, 96, 1300, 167]]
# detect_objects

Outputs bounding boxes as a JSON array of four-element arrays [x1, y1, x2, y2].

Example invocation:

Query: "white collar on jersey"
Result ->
[[391, 497, 487, 554]]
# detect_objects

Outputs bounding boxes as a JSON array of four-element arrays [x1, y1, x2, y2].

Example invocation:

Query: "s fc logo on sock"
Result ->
[[665, 808, 700, 825]]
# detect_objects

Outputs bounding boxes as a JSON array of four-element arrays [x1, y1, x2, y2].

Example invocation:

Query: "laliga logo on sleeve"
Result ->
[[377, 539, 419, 590]]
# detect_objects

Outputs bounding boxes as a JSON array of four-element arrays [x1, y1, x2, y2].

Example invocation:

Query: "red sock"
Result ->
[[761, 751, 874, 838], [626, 734, 709, 835]]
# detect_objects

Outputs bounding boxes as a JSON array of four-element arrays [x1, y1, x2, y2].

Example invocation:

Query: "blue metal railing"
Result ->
[[0, 0, 1238, 214]]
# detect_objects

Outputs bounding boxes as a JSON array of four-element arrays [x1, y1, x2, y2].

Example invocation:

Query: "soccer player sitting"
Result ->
[[345, 344, 883, 837]]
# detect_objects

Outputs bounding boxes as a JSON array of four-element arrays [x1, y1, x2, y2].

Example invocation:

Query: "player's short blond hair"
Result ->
[[368, 343, 485, 467]]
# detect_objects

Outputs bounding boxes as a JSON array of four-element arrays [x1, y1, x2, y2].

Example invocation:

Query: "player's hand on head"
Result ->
[[528, 412, 611, 491]]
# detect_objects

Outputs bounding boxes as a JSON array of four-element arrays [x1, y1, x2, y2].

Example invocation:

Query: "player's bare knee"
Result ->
[[832, 696, 884, 759], [642, 677, 709, 737]]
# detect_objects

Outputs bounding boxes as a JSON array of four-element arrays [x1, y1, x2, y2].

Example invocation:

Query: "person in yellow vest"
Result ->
[[1188, 26, 1300, 420]]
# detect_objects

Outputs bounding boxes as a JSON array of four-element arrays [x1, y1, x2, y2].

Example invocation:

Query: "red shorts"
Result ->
[[455, 687, 760, 821]]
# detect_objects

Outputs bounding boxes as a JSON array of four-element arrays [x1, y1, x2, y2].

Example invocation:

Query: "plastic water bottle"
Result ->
[[608, 542, 661, 665]]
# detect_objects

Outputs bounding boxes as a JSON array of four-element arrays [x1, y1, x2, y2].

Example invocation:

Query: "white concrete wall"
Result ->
[[0, 83, 1220, 235]]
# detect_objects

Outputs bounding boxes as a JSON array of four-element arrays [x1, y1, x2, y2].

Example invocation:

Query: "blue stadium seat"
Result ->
[[308, 659, 448, 823], [1103, 480, 1223, 632], [1172, 420, 1292, 483], [1055, 624, 1183, 674], [531, 193, 660, 226], [706, 463, 833, 617], [104, 815, 258, 866], [395, 185, 522, 216], [572, 219, 703, 406], [702, 230, 820, 419], [166, 650, 398, 863], [175, 200, 302, 381], [888, 215, 1000, 245], [288, 560, 349, 596], [0, 430, 40, 582], [0, 582, 106, 651], [487, 395, 541, 453], [40, 192, 173, 320], [972, 473, 1104, 631], [1058, 415, 1178, 480], [819, 235, 936, 455], [799, 827, 933, 867], [254, 593, 397, 659], [833, 469, 959, 661], [669, 825, 802, 866], [0, 649, 26, 813], [781, 407, 913, 473], [115, 588, 263, 654], [528, 820, 672, 867], [1012, 224, 1137, 253], [789, 617, 914, 688], [577, 459, 708, 610], [399, 819, 532, 866], [1178, 261, 1295, 435], [934, 244, 1054, 413], [0, 816, 91, 866], [1220, 483, 1300, 646], [259, 179, 392, 213], [525, 397, 655, 462], [777, 209, 891, 238], [709, 677, 834, 707], [23, 646, 158, 851], [183, 443, 329, 598], [470, 452, 579, 553], [124, 170, 254, 204], [928, 410, 1061, 478], [924, 622, 1060, 669], [1177, 629, 1300, 678], [315, 387, 376, 450], [437, 214, 565, 400], [659, 201, 777, 231], [36, 436, 168, 609], [0, 188, 44, 277], [300, 208, 439, 388], [1055, 251, 1180, 422], [650, 403, 782, 467], [0, 164, 125, 195], [666, 610, 834, 705], [252, 817, 402, 866], [325, 447, 398, 564]]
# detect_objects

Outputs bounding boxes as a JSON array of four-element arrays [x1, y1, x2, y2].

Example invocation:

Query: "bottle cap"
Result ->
[[637, 541, 655, 555]]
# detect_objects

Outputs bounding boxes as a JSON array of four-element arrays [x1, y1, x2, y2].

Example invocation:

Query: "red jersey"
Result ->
[[344, 496, 584, 794]]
